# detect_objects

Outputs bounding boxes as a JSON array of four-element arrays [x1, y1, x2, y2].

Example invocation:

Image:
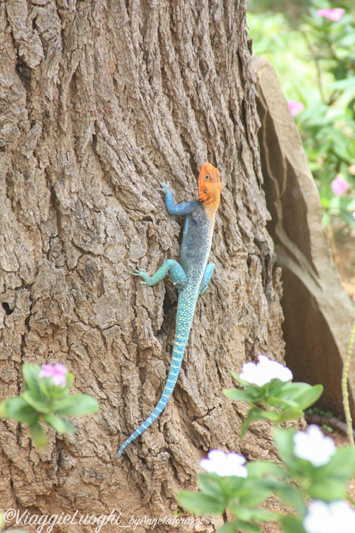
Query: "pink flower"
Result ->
[[317, 8, 345, 22], [331, 174, 349, 196], [288, 101, 304, 116], [39, 363, 68, 386]]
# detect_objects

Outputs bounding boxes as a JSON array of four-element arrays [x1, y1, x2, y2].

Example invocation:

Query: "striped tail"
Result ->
[[117, 295, 196, 457]]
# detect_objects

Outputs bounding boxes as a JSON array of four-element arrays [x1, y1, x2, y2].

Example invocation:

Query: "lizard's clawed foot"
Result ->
[[156, 182, 170, 194], [131, 267, 151, 286]]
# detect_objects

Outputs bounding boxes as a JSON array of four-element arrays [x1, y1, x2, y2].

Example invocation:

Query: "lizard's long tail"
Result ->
[[117, 295, 195, 457]]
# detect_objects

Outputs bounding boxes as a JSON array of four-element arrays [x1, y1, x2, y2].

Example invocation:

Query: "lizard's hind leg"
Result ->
[[199, 263, 215, 297], [133, 259, 187, 290]]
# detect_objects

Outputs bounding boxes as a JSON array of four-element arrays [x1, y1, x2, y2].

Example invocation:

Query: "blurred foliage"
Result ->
[[248, 0, 355, 229], [249, 0, 310, 25], [0, 364, 99, 449]]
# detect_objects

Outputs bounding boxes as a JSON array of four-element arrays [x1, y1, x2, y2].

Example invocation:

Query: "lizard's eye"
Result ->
[[205, 175, 210, 180], [203, 189, 207, 194]]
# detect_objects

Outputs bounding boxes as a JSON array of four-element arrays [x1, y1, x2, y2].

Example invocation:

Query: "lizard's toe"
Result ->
[[132, 268, 144, 275], [156, 182, 170, 193]]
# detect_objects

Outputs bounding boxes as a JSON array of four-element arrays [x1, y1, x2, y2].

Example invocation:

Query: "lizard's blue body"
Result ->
[[118, 163, 221, 457]]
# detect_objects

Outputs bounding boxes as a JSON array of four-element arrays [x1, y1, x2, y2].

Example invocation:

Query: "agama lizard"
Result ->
[[117, 162, 222, 457]]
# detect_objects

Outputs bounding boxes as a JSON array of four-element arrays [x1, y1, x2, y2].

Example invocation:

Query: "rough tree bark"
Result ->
[[0, 0, 284, 530]]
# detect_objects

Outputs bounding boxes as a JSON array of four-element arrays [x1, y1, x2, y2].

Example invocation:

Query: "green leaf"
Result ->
[[247, 461, 286, 480], [236, 520, 261, 533], [318, 447, 355, 481], [330, 130, 352, 162], [197, 474, 223, 498], [276, 382, 323, 411], [259, 410, 282, 422], [29, 422, 48, 448], [230, 374, 263, 398], [265, 379, 285, 396], [217, 522, 240, 533], [38, 376, 69, 400], [261, 477, 292, 495], [22, 391, 51, 414], [240, 409, 262, 440], [42, 414, 75, 434], [248, 508, 277, 522], [66, 372, 74, 388], [23, 364, 42, 396], [52, 395, 99, 416], [300, 447, 355, 502], [266, 396, 297, 409], [177, 490, 225, 515], [219, 476, 245, 497], [308, 479, 346, 501], [38, 376, 53, 399], [239, 405, 285, 437], [0, 396, 38, 425], [341, 210, 355, 229], [274, 485, 307, 515], [273, 428, 295, 464], [223, 388, 256, 403], [243, 384, 266, 399], [292, 385, 323, 410], [279, 382, 310, 396], [278, 407, 303, 423], [329, 76, 355, 91], [60, 418, 76, 433], [239, 485, 273, 507], [280, 515, 307, 533], [228, 505, 252, 521], [230, 371, 243, 382]]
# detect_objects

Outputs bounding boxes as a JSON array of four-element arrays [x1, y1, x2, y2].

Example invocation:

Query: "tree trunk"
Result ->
[[0, 0, 284, 530]]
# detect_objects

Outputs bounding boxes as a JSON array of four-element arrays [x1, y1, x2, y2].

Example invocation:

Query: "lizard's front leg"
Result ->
[[133, 259, 187, 291], [199, 263, 215, 298], [157, 183, 198, 216]]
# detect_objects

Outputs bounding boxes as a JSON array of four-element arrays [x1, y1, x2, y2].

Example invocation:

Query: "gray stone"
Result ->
[[252, 56, 355, 418]]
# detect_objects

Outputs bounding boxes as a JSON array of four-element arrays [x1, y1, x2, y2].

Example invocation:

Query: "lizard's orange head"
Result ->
[[198, 162, 222, 212]]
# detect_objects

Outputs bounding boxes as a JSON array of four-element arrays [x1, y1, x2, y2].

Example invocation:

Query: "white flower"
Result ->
[[293, 425, 335, 466], [200, 450, 247, 478], [239, 355, 293, 387], [304, 500, 355, 533]]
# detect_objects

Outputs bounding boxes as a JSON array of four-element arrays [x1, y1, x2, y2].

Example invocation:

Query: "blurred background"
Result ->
[[247, 0, 355, 301]]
